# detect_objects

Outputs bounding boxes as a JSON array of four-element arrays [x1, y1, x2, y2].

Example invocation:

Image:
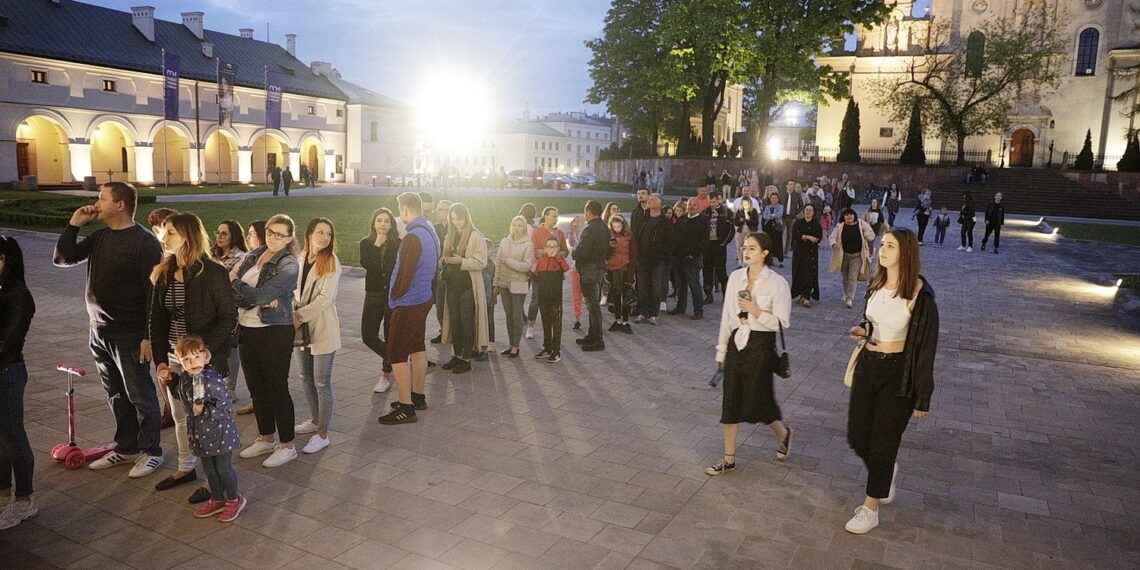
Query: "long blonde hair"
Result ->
[[443, 203, 478, 256], [150, 213, 212, 284]]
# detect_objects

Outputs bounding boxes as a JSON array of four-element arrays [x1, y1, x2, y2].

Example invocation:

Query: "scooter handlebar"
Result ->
[[56, 364, 87, 377]]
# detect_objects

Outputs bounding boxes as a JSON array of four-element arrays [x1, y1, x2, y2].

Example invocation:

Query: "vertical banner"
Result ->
[[218, 60, 237, 127], [265, 70, 284, 130], [162, 51, 180, 121]]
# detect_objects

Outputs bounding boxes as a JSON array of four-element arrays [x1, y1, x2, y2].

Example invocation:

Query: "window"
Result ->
[[336, 108, 344, 118], [586, 160, 590, 168], [102, 79, 116, 92], [576, 130, 581, 138], [370, 121, 378, 142], [1076, 28, 1100, 76], [31, 70, 46, 84], [879, 127, 894, 138], [555, 143, 560, 151], [965, 32, 985, 78], [541, 141, 546, 150], [335, 154, 343, 174], [307, 105, 316, 115], [534, 141, 538, 149]]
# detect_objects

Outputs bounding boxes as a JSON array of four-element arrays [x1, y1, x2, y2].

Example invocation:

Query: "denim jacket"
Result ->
[[230, 246, 298, 326]]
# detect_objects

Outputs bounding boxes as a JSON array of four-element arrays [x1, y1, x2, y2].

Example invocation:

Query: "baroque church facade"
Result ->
[[815, 0, 1140, 168]]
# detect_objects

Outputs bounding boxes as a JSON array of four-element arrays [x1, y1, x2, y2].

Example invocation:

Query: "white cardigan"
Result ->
[[294, 257, 342, 355], [716, 266, 791, 363]]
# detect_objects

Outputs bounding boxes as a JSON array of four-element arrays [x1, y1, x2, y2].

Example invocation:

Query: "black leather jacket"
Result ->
[[149, 259, 237, 377], [860, 276, 940, 411], [0, 278, 35, 366]]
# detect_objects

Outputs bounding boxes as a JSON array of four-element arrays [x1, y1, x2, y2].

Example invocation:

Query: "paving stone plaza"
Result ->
[[1, 213, 1139, 569]]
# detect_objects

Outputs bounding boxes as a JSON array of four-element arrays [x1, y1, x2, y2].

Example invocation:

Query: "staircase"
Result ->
[[930, 169, 1140, 221]]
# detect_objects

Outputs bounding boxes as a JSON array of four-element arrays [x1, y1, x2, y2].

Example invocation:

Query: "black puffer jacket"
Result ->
[[0, 278, 34, 366], [149, 259, 237, 377], [860, 276, 940, 411]]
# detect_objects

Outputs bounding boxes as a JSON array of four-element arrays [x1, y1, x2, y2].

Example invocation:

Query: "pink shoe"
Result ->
[[193, 499, 224, 518], [218, 496, 247, 523]]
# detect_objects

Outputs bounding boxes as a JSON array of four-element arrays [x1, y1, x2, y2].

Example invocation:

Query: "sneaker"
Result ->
[[956, 246, 966, 251], [845, 299, 853, 309], [378, 404, 418, 424], [880, 463, 899, 505], [659, 302, 667, 312], [994, 248, 999, 254], [525, 325, 535, 339], [966, 247, 973, 253], [193, 499, 225, 518], [608, 322, 621, 332], [621, 323, 633, 334], [441, 357, 460, 370], [918, 241, 924, 246], [634, 315, 646, 323], [388, 392, 429, 410], [581, 342, 605, 352], [239, 439, 277, 459], [691, 312, 703, 320], [188, 487, 211, 504], [648, 317, 659, 326], [535, 349, 551, 359], [844, 505, 879, 534], [218, 496, 247, 523], [546, 353, 562, 363], [0, 498, 38, 531], [776, 428, 792, 461], [451, 360, 471, 374], [294, 419, 319, 435], [430, 333, 443, 344], [129, 454, 164, 478], [473, 351, 489, 362], [600, 295, 607, 305], [302, 434, 330, 454], [704, 458, 736, 476], [88, 451, 140, 470], [573, 321, 582, 331], [980, 243, 986, 251], [373, 377, 391, 393], [262, 444, 298, 468]]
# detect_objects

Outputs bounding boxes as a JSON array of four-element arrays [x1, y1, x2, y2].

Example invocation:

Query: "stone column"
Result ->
[[69, 140, 93, 183], [238, 147, 253, 184], [133, 144, 155, 185]]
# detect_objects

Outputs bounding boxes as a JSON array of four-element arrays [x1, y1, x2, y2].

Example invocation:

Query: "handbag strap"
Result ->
[[777, 321, 786, 351]]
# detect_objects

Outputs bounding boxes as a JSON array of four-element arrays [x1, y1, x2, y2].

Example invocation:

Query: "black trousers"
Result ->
[[239, 325, 296, 443], [673, 256, 704, 313], [916, 214, 930, 242], [446, 281, 475, 359], [607, 270, 631, 321], [580, 266, 604, 342], [539, 303, 563, 354], [982, 223, 1001, 249], [361, 291, 393, 373], [702, 242, 728, 295], [960, 221, 975, 248], [847, 352, 912, 499]]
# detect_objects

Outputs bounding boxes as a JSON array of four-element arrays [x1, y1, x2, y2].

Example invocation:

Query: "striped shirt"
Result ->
[[164, 279, 188, 347]]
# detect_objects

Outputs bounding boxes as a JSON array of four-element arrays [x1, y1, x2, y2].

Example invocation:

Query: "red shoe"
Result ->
[[219, 496, 247, 523], [193, 499, 224, 518]]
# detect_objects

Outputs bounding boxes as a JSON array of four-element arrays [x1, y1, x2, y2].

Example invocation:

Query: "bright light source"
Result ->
[[1117, 278, 1124, 287], [415, 71, 492, 150], [1037, 217, 1044, 224], [1052, 227, 1060, 235], [767, 137, 781, 160]]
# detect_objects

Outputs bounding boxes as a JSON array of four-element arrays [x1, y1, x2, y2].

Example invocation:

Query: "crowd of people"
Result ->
[[0, 175, 947, 536]]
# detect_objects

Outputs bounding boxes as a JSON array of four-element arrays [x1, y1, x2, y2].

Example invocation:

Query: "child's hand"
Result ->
[[193, 403, 204, 415]]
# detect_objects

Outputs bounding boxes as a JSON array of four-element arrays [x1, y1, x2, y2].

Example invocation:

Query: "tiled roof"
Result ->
[[0, 0, 344, 100], [328, 77, 409, 108], [490, 120, 566, 137], [539, 112, 614, 127]]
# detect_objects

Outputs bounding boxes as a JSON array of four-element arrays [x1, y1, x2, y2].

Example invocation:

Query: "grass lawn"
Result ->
[[1053, 222, 1140, 247], [139, 194, 638, 266]]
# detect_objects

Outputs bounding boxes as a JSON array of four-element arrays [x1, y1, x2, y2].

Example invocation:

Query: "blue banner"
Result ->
[[162, 52, 180, 121], [265, 71, 284, 130], [218, 60, 236, 127]]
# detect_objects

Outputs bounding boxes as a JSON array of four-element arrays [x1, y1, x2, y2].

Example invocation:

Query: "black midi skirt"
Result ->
[[720, 330, 782, 425]]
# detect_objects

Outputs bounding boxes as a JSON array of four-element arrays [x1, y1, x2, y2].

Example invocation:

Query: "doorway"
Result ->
[[1010, 129, 1035, 167]]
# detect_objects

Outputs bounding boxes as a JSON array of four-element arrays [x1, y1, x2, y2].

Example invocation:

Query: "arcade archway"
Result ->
[[15, 116, 70, 184]]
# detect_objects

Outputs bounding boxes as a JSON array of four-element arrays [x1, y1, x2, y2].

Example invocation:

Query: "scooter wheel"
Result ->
[[51, 443, 70, 461], [64, 449, 86, 470]]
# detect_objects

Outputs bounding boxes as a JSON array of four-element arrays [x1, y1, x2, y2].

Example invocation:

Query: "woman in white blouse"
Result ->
[[706, 232, 793, 476]]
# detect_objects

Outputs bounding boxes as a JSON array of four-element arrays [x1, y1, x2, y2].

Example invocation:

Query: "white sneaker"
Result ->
[[294, 420, 319, 435], [659, 302, 667, 312], [262, 444, 298, 468], [648, 317, 659, 325], [128, 454, 164, 478], [0, 498, 38, 531], [373, 377, 391, 393], [525, 325, 535, 339], [845, 505, 879, 534], [239, 439, 277, 459], [956, 246, 966, 251], [87, 451, 140, 470], [880, 463, 899, 505], [302, 434, 330, 454], [845, 299, 853, 309], [966, 247, 973, 253], [600, 295, 607, 305]]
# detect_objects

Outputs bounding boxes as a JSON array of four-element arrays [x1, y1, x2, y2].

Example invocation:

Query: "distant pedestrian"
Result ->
[[634, 195, 670, 325], [654, 168, 665, 193], [913, 189, 932, 245], [932, 207, 950, 247], [211, 219, 247, 402], [957, 191, 976, 252], [527, 207, 568, 339], [829, 208, 876, 309], [567, 216, 584, 331], [884, 184, 902, 227], [980, 193, 1005, 254], [271, 167, 282, 196], [863, 199, 886, 238], [703, 191, 733, 305], [605, 215, 635, 335], [669, 198, 706, 320], [790, 204, 823, 307], [282, 167, 293, 196], [759, 191, 782, 267], [734, 192, 760, 267]]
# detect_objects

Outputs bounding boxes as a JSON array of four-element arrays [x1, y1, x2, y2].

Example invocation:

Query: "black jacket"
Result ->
[[0, 278, 34, 366], [149, 259, 238, 377], [734, 208, 759, 232], [360, 236, 401, 295], [705, 206, 734, 245], [672, 215, 707, 259], [572, 217, 612, 270], [860, 276, 940, 411], [635, 212, 672, 263], [985, 202, 1005, 226], [630, 205, 650, 238]]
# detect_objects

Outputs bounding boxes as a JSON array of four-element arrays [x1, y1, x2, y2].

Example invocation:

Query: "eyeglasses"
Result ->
[[266, 229, 292, 240], [214, 230, 229, 236]]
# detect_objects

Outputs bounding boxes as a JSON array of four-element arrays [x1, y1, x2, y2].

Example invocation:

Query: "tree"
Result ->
[[837, 99, 861, 163], [870, 6, 1066, 165], [900, 100, 926, 165], [1118, 133, 1140, 172], [1113, 4, 1140, 132], [1073, 129, 1095, 171]]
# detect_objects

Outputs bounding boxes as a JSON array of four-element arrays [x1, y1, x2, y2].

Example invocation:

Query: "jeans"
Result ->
[[982, 223, 1001, 249], [295, 349, 335, 432], [90, 330, 162, 456], [361, 291, 392, 373], [485, 293, 496, 345], [239, 325, 295, 443], [841, 252, 862, 301], [526, 279, 541, 325], [673, 256, 704, 313], [960, 221, 975, 248], [607, 270, 631, 321], [0, 362, 33, 496], [887, 209, 897, 227], [446, 282, 475, 359], [702, 243, 728, 295], [934, 225, 947, 245], [501, 291, 526, 347], [201, 452, 239, 502], [165, 356, 198, 473], [847, 352, 912, 499], [916, 214, 930, 242], [539, 304, 563, 354], [636, 260, 665, 318], [579, 266, 604, 342]]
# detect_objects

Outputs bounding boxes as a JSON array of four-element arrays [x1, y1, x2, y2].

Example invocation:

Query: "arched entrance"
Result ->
[[15, 116, 70, 184], [1010, 129, 1035, 167], [251, 133, 289, 184], [90, 121, 134, 183], [152, 125, 189, 184], [203, 130, 239, 184], [300, 136, 325, 183]]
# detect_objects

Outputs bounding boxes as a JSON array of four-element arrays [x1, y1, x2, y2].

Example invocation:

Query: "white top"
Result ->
[[237, 265, 266, 328], [716, 266, 791, 363], [866, 288, 911, 342]]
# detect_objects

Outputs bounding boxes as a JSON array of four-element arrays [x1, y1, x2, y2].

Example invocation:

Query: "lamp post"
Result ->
[[1048, 141, 1055, 168]]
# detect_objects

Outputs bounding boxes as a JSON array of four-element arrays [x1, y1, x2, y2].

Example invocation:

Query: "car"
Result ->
[[506, 169, 533, 188], [542, 173, 570, 190]]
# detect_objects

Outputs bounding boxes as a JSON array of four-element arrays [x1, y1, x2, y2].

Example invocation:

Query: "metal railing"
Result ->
[[773, 144, 993, 167]]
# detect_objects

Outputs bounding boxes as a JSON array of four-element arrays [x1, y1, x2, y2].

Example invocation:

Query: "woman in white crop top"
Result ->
[[704, 232, 793, 477], [843, 228, 939, 536]]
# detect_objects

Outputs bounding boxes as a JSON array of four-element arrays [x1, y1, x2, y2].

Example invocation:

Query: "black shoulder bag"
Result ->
[[775, 322, 791, 379]]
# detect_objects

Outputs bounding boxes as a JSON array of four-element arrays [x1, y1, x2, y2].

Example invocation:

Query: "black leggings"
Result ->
[[539, 303, 563, 354], [847, 352, 912, 499], [239, 325, 295, 443], [361, 291, 393, 373], [960, 221, 975, 248], [607, 270, 630, 321], [982, 224, 1001, 249], [446, 281, 475, 360], [916, 214, 930, 242]]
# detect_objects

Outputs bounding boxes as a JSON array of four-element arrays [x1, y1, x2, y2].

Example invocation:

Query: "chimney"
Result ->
[[239, 28, 254, 39], [131, 6, 155, 42], [201, 42, 214, 58], [181, 11, 204, 40], [285, 33, 297, 57]]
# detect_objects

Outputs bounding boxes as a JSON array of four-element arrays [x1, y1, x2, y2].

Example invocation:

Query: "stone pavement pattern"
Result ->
[[1, 217, 1139, 570]]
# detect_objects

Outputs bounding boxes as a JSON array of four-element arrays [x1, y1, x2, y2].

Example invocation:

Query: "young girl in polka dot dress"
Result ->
[[174, 335, 246, 522]]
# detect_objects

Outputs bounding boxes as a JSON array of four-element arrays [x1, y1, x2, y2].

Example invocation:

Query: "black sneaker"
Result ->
[[608, 322, 621, 332], [777, 427, 792, 461], [576, 337, 596, 345], [581, 342, 605, 352], [691, 312, 704, 320], [430, 333, 443, 344], [390, 392, 427, 410], [187, 486, 211, 504], [572, 321, 581, 331], [441, 357, 460, 370], [535, 350, 551, 359], [704, 458, 735, 476], [703, 293, 714, 305], [546, 353, 562, 363], [473, 351, 489, 362], [378, 404, 417, 424], [451, 360, 471, 374], [621, 323, 633, 334], [980, 243, 986, 251], [667, 308, 685, 316], [994, 248, 999, 254]]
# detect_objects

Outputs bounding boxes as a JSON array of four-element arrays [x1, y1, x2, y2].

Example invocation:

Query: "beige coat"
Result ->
[[493, 235, 534, 293], [441, 229, 489, 348], [294, 257, 342, 355], [828, 220, 876, 278]]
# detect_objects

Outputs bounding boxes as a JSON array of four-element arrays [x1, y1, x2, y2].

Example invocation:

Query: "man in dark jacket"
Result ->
[[270, 167, 282, 196], [981, 192, 1005, 254], [572, 200, 611, 350], [669, 198, 707, 319], [702, 191, 734, 304], [282, 167, 294, 196], [634, 194, 671, 323]]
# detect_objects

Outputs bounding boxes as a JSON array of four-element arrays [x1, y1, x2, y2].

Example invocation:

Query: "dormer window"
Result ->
[[31, 70, 47, 84], [103, 79, 117, 92]]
